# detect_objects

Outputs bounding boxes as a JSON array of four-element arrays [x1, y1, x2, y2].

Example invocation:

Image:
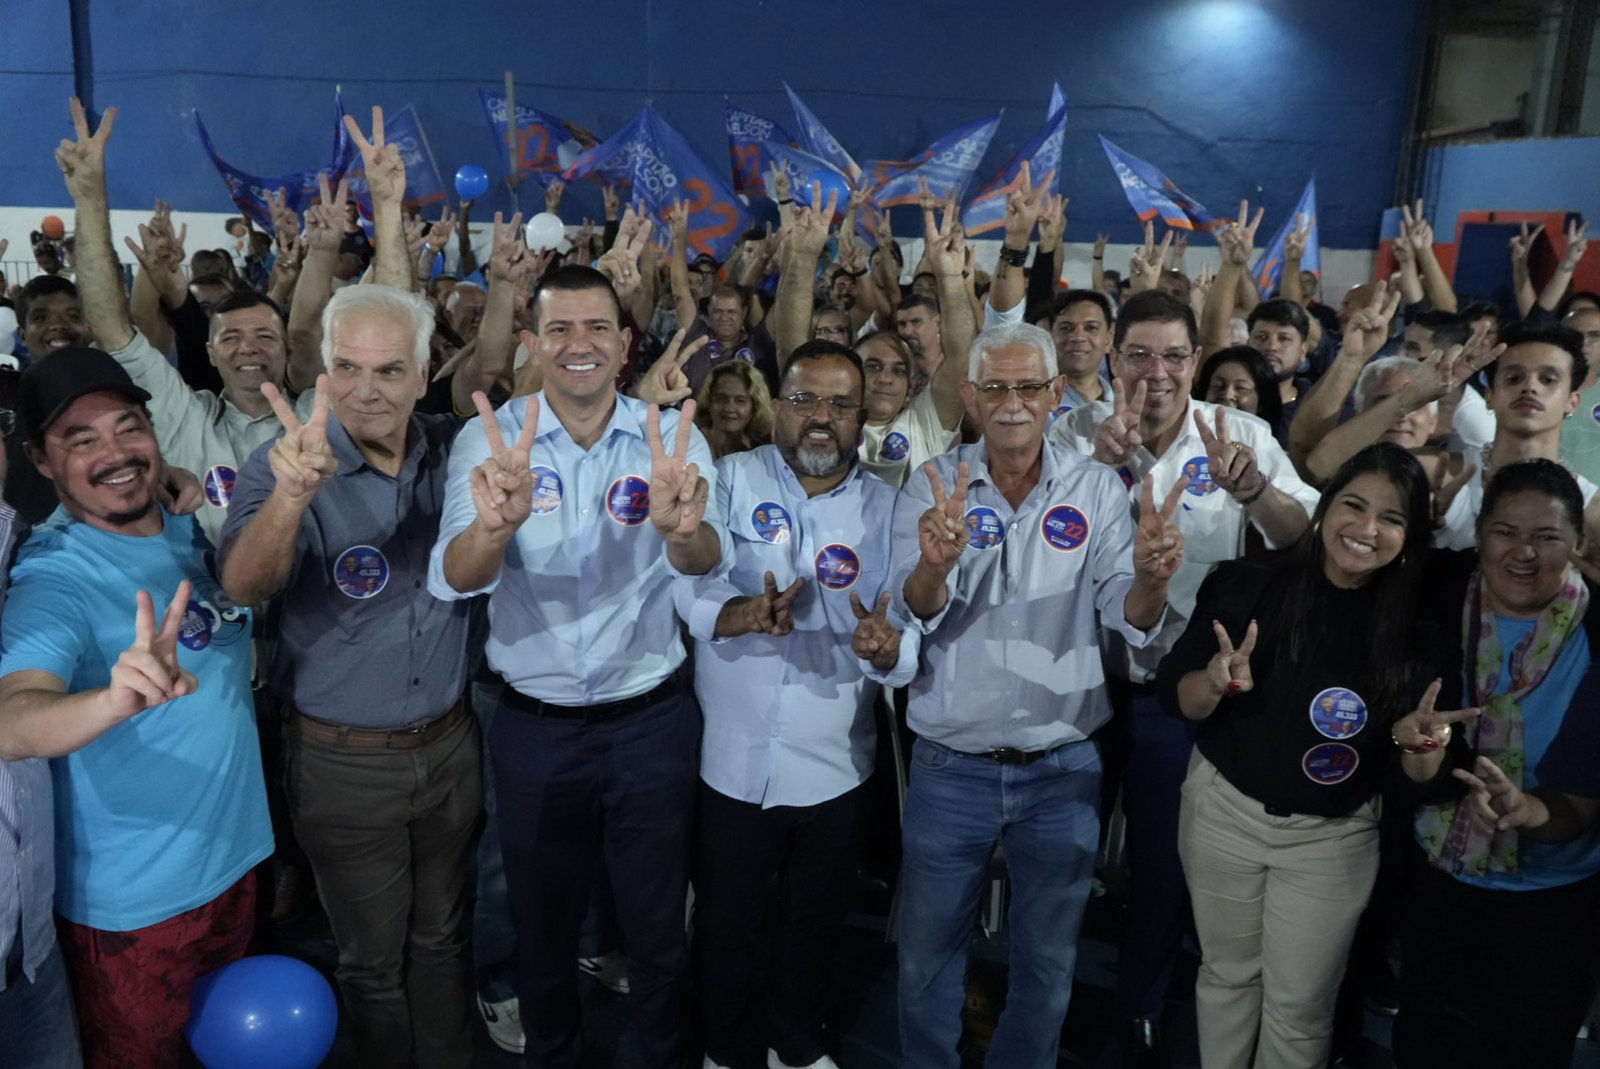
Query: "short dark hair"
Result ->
[[897, 294, 939, 318], [1480, 457, 1585, 539], [1461, 300, 1502, 324], [528, 265, 624, 332], [1410, 310, 1471, 350], [16, 275, 79, 329], [708, 283, 747, 308], [1048, 288, 1114, 329], [1557, 290, 1600, 318], [211, 287, 284, 321], [780, 339, 866, 402], [1488, 320, 1589, 390], [1247, 298, 1311, 341], [1113, 290, 1196, 348], [189, 272, 233, 292], [740, 227, 767, 244]]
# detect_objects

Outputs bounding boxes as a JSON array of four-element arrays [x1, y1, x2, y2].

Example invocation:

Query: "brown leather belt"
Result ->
[[290, 696, 466, 750]]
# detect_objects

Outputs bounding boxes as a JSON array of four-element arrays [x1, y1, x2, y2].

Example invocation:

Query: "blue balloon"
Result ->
[[795, 167, 851, 215], [454, 164, 490, 201], [186, 955, 338, 1069]]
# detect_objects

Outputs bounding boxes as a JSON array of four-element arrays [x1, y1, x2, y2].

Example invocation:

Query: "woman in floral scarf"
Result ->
[[1395, 458, 1600, 1069]]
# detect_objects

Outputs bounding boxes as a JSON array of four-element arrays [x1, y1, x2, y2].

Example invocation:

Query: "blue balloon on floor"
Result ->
[[454, 163, 490, 201], [186, 955, 338, 1069]]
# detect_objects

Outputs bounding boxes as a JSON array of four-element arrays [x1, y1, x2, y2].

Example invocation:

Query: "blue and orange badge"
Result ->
[[1309, 687, 1368, 739], [1302, 742, 1360, 786], [1041, 504, 1090, 552], [751, 502, 793, 544], [333, 544, 389, 599], [814, 543, 861, 591], [204, 465, 236, 509], [1180, 456, 1217, 496], [880, 432, 910, 462], [528, 466, 564, 514], [964, 506, 1005, 550], [607, 475, 651, 526]]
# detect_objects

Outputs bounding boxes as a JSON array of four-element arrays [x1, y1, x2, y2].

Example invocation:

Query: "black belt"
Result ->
[[963, 744, 1062, 766], [502, 672, 683, 722]]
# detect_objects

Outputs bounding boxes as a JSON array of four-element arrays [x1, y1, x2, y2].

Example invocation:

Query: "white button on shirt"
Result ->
[[676, 447, 917, 808], [889, 441, 1159, 753], [1050, 398, 1320, 682], [428, 391, 730, 704]]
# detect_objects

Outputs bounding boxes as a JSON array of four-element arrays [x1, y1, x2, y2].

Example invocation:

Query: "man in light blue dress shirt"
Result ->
[[430, 265, 728, 1069], [889, 322, 1186, 1069], [676, 340, 918, 1069]]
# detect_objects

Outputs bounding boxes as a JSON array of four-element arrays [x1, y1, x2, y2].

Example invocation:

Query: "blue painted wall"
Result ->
[[1424, 136, 1600, 237], [2, 0, 1422, 247]]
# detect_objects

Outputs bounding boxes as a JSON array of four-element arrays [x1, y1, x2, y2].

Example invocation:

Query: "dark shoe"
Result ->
[[269, 859, 314, 928], [1120, 1017, 1169, 1069]]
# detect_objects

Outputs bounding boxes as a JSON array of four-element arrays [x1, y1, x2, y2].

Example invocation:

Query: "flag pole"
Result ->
[[409, 106, 448, 214]]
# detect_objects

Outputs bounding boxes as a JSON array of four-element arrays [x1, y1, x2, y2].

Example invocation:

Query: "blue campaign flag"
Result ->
[[194, 99, 351, 235], [762, 140, 852, 212], [340, 104, 449, 213], [478, 89, 600, 180], [1048, 82, 1066, 120], [1254, 178, 1320, 295], [964, 97, 1067, 236], [868, 114, 1002, 207], [565, 105, 752, 262], [725, 104, 795, 197], [1098, 135, 1219, 232], [783, 83, 863, 186]]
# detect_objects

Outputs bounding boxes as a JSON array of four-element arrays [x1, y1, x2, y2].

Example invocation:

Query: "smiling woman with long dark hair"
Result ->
[[1156, 443, 1469, 1068]]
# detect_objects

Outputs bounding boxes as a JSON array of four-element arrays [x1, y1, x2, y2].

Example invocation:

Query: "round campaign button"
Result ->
[[1050, 403, 1075, 422], [178, 599, 216, 651], [1592, 403, 1600, 424], [964, 506, 1006, 550], [1041, 504, 1090, 552], [751, 501, 793, 544], [333, 545, 390, 599], [734, 346, 756, 364], [1302, 742, 1360, 786], [528, 465, 564, 514], [606, 475, 651, 526], [1116, 466, 1136, 489], [814, 542, 862, 591], [880, 431, 911, 462], [203, 465, 237, 509], [1309, 686, 1369, 739], [1180, 455, 1218, 496]]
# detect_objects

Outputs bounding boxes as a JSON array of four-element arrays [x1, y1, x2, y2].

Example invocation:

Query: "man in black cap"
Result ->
[[0, 347, 271, 1067]]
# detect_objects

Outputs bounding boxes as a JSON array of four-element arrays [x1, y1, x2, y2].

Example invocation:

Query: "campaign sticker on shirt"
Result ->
[[1302, 742, 1360, 786], [606, 475, 651, 526], [333, 545, 390, 600], [1116, 466, 1136, 489], [880, 431, 911, 462], [964, 506, 1006, 550], [1180, 456, 1218, 496], [178, 599, 216, 651], [528, 465, 564, 514], [814, 542, 861, 591], [1309, 686, 1369, 739], [734, 346, 756, 365], [1041, 504, 1090, 552], [1591, 403, 1600, 424], [751, 502, 793, 544], [1050, 403, 1075, 422], [203, 464, 236, 509]]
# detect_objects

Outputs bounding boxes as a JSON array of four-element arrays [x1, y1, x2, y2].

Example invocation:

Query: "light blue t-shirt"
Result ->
[[0, 507, 272, 930], [1453, 616, 1600, 892]]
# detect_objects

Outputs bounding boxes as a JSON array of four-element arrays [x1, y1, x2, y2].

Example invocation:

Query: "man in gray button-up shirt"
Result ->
[[219, 284, 479, 1069]]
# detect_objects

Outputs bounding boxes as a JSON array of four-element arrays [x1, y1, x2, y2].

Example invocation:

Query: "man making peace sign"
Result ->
[[430, 264, 728, 1069], [218, 283, 479, 1067]]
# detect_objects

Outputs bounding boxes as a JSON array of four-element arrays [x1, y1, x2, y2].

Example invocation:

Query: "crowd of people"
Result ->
[[1, 95, 1598, 1069]]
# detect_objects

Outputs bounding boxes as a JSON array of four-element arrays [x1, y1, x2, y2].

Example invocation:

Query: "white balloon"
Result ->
[[525, 212, 567, 252]]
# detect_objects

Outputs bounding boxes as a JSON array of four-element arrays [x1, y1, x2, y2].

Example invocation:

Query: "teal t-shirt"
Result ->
[[1453, 616, 1600, 892], [0, 507, 272, 930]]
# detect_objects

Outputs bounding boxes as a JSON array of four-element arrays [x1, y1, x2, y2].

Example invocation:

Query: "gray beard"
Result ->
[[790, 443, 857, 477]]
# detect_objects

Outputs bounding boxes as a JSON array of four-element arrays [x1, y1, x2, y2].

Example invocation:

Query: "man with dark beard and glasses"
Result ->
[[0, 347, 270, 1066], [676, 339, 916, 1069]]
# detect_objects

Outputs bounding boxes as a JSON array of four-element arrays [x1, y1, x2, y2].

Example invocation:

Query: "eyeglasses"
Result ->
[[783, 392, 862, 416], [973, 380, 1056, 401], [1120, 348, 1195, 370]]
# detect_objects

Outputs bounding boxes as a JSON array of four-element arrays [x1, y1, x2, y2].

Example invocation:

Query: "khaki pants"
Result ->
[[1178, 753, 1378, 1069]]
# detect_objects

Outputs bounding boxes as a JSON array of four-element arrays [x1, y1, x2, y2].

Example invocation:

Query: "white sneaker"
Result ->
[[577, 950, 631, 994], [767, 1051, 839, 1069], [476, 991, 524, 1055]]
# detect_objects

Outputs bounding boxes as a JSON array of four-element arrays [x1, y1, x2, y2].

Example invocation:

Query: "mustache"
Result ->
[[993, 412, 1035, 426]]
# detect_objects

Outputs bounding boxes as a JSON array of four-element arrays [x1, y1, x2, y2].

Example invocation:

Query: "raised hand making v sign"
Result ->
[[646, 400, 715, 561]]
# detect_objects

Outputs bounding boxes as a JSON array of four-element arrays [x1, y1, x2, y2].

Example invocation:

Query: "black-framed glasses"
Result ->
[[1119, 348, 1194, 370], [783, 392, 862, 416], [973, 380, 1056, 401]]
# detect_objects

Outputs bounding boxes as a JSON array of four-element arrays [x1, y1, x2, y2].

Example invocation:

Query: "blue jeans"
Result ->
[[0, 943, 82, 1069], [897, 737, 1102, 1069]]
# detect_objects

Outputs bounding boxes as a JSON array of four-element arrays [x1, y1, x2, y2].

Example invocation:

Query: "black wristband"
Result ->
[[998, 245, 1027, 268], [777, 197, 795, 205], [846, 268, 867, 278]]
